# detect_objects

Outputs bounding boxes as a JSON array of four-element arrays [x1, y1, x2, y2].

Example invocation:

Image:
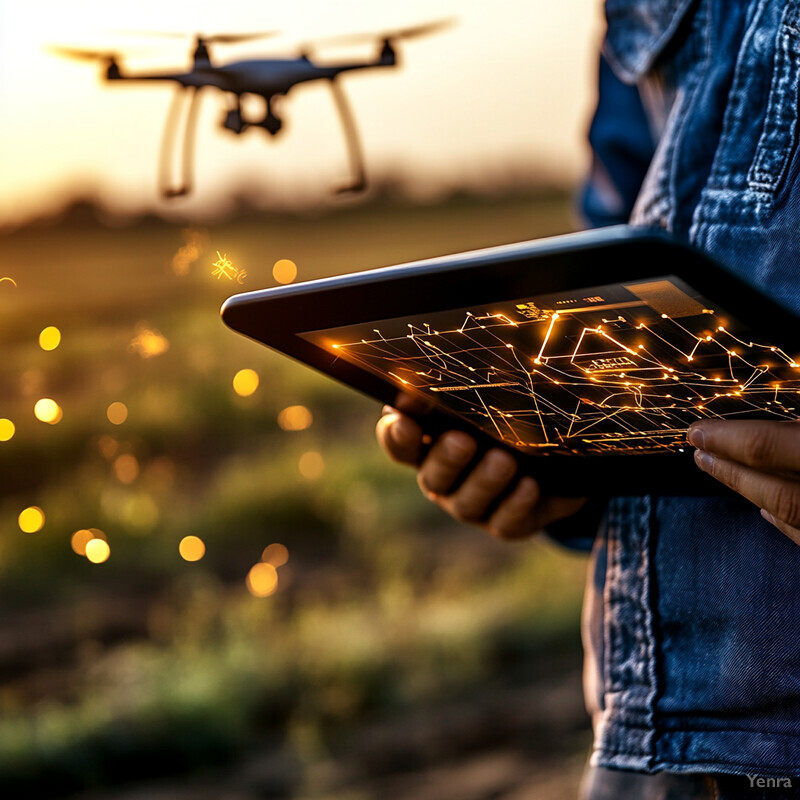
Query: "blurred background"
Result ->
[[0, 1, 602, 797]]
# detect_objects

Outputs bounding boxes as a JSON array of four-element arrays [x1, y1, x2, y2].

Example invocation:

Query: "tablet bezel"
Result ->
[[221, 226, 800, 495]]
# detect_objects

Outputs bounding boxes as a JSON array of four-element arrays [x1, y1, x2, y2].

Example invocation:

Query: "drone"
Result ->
[[52, 22, 451, 199]]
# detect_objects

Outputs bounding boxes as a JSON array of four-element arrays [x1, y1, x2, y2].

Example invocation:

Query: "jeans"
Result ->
[[582, 766, 800, 799]]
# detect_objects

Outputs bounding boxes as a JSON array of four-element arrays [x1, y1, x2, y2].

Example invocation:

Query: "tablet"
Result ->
[[221, 226, 800, 495]]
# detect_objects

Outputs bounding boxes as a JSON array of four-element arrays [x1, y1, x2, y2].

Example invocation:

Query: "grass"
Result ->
[[0, 188, 590, 795]]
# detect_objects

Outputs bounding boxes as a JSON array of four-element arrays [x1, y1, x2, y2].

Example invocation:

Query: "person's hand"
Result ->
[[689, 420, 800, 545], [376, 397, 587, 540]]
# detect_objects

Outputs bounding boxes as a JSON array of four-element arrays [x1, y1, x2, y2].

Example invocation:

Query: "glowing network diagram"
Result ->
[[306, 277, 800, 457]]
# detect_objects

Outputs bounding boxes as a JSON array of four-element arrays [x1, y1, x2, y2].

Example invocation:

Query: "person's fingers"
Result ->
[[483, 483, 589, 540], [417, 430, 478, 495], [688, 420, 800, 474], [761, 509, 800, 547], [388, 391, 433, 417], [694, 450, 800, 540], [375, 410, 425, 466], [436, 448, 518, 523], [484, 476, 541, 539]]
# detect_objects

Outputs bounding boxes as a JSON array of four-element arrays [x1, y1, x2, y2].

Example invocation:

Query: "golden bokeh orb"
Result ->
[[39, 326, 61, 351], [179, 535, 206, 562], [298, 451, 324, 480], [0, 418, 15, 442], [246, 562, 278, 598], [261, 542, 289, 567], [232, 368, 259, 397], [277, 405, 313, 431], [85, 538, 111, 564], [71, 529, 94, 556], [107, 402, 128, 425], [113, 454, 139, 484], [18, 506, 45, 533], [34, 398, 61, 424], [272, 259, 297, 285]]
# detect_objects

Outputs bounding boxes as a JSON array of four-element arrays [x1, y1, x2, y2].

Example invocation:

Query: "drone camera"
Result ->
[[106, 60, 121, 80]]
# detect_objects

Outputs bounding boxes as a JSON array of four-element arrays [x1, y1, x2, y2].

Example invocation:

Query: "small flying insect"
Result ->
[[52, 21, 452, 198]]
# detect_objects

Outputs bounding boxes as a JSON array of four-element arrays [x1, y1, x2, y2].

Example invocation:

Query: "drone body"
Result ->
[[55, 25, 448, 198]]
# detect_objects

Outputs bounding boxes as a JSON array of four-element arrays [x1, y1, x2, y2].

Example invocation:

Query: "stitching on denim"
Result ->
[[748, 3, 800, 193], [599, 722, 800, 772]]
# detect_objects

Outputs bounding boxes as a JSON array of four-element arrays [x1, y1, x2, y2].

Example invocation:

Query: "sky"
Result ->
[[0, 0, 603, 224]]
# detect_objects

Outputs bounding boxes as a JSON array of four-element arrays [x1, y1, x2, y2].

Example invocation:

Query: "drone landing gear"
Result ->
[[159, 86, 202, 198], [329, 78, 367, 194]]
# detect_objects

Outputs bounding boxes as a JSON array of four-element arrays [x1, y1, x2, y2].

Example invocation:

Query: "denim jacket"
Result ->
[[579, 0, 800, 777]]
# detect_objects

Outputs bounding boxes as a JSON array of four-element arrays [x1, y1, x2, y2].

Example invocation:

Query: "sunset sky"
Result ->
[[0, 0, 602, 224]]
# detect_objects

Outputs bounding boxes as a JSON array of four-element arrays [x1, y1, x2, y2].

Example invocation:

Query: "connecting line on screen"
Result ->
[[329, 307, 800, 456]]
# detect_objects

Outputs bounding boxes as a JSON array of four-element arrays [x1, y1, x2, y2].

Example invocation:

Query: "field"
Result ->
[[0, 189, 592, 799]]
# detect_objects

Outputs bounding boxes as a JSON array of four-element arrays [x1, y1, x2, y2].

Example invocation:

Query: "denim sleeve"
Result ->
[[547, 55, 655, 552], [578, 54, 656, 228]]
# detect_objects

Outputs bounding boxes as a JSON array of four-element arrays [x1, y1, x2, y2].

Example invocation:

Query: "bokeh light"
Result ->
[[272, 259, 297, 284], [232, 368, 259, 397], [0, 418, 15, 441], [171, 228, 208, 276], [298, 451, 325, 479], [113, 454, 139, 484], [129, 326, 169, 358], [97, 435, 119, 460], [246, 562, 278, 598], [262, 542, 289, 567], [179, 535, 206, 562], [18, 506, 45, 533], [71, 529, 94, 556], [107, 402, 128, 425], [277, 405, 313, 431], [34, 398, 61, 424], [72, 528, 107, 557], [38, 326, 61, 351], [85, 538, 111, 564]]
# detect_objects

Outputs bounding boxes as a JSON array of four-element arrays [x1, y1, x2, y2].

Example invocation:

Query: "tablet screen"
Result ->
[[302, 275, 800, 456]]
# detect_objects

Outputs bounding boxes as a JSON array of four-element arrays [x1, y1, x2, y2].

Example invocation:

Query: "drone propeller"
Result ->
[[200, 32, 279, 44], [304, 18, 454, 50], [114, 31, 279, 45], [48, 46, 121, 63]]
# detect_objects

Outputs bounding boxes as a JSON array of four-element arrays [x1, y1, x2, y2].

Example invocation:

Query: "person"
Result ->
[[377, 2, 800, 797]]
